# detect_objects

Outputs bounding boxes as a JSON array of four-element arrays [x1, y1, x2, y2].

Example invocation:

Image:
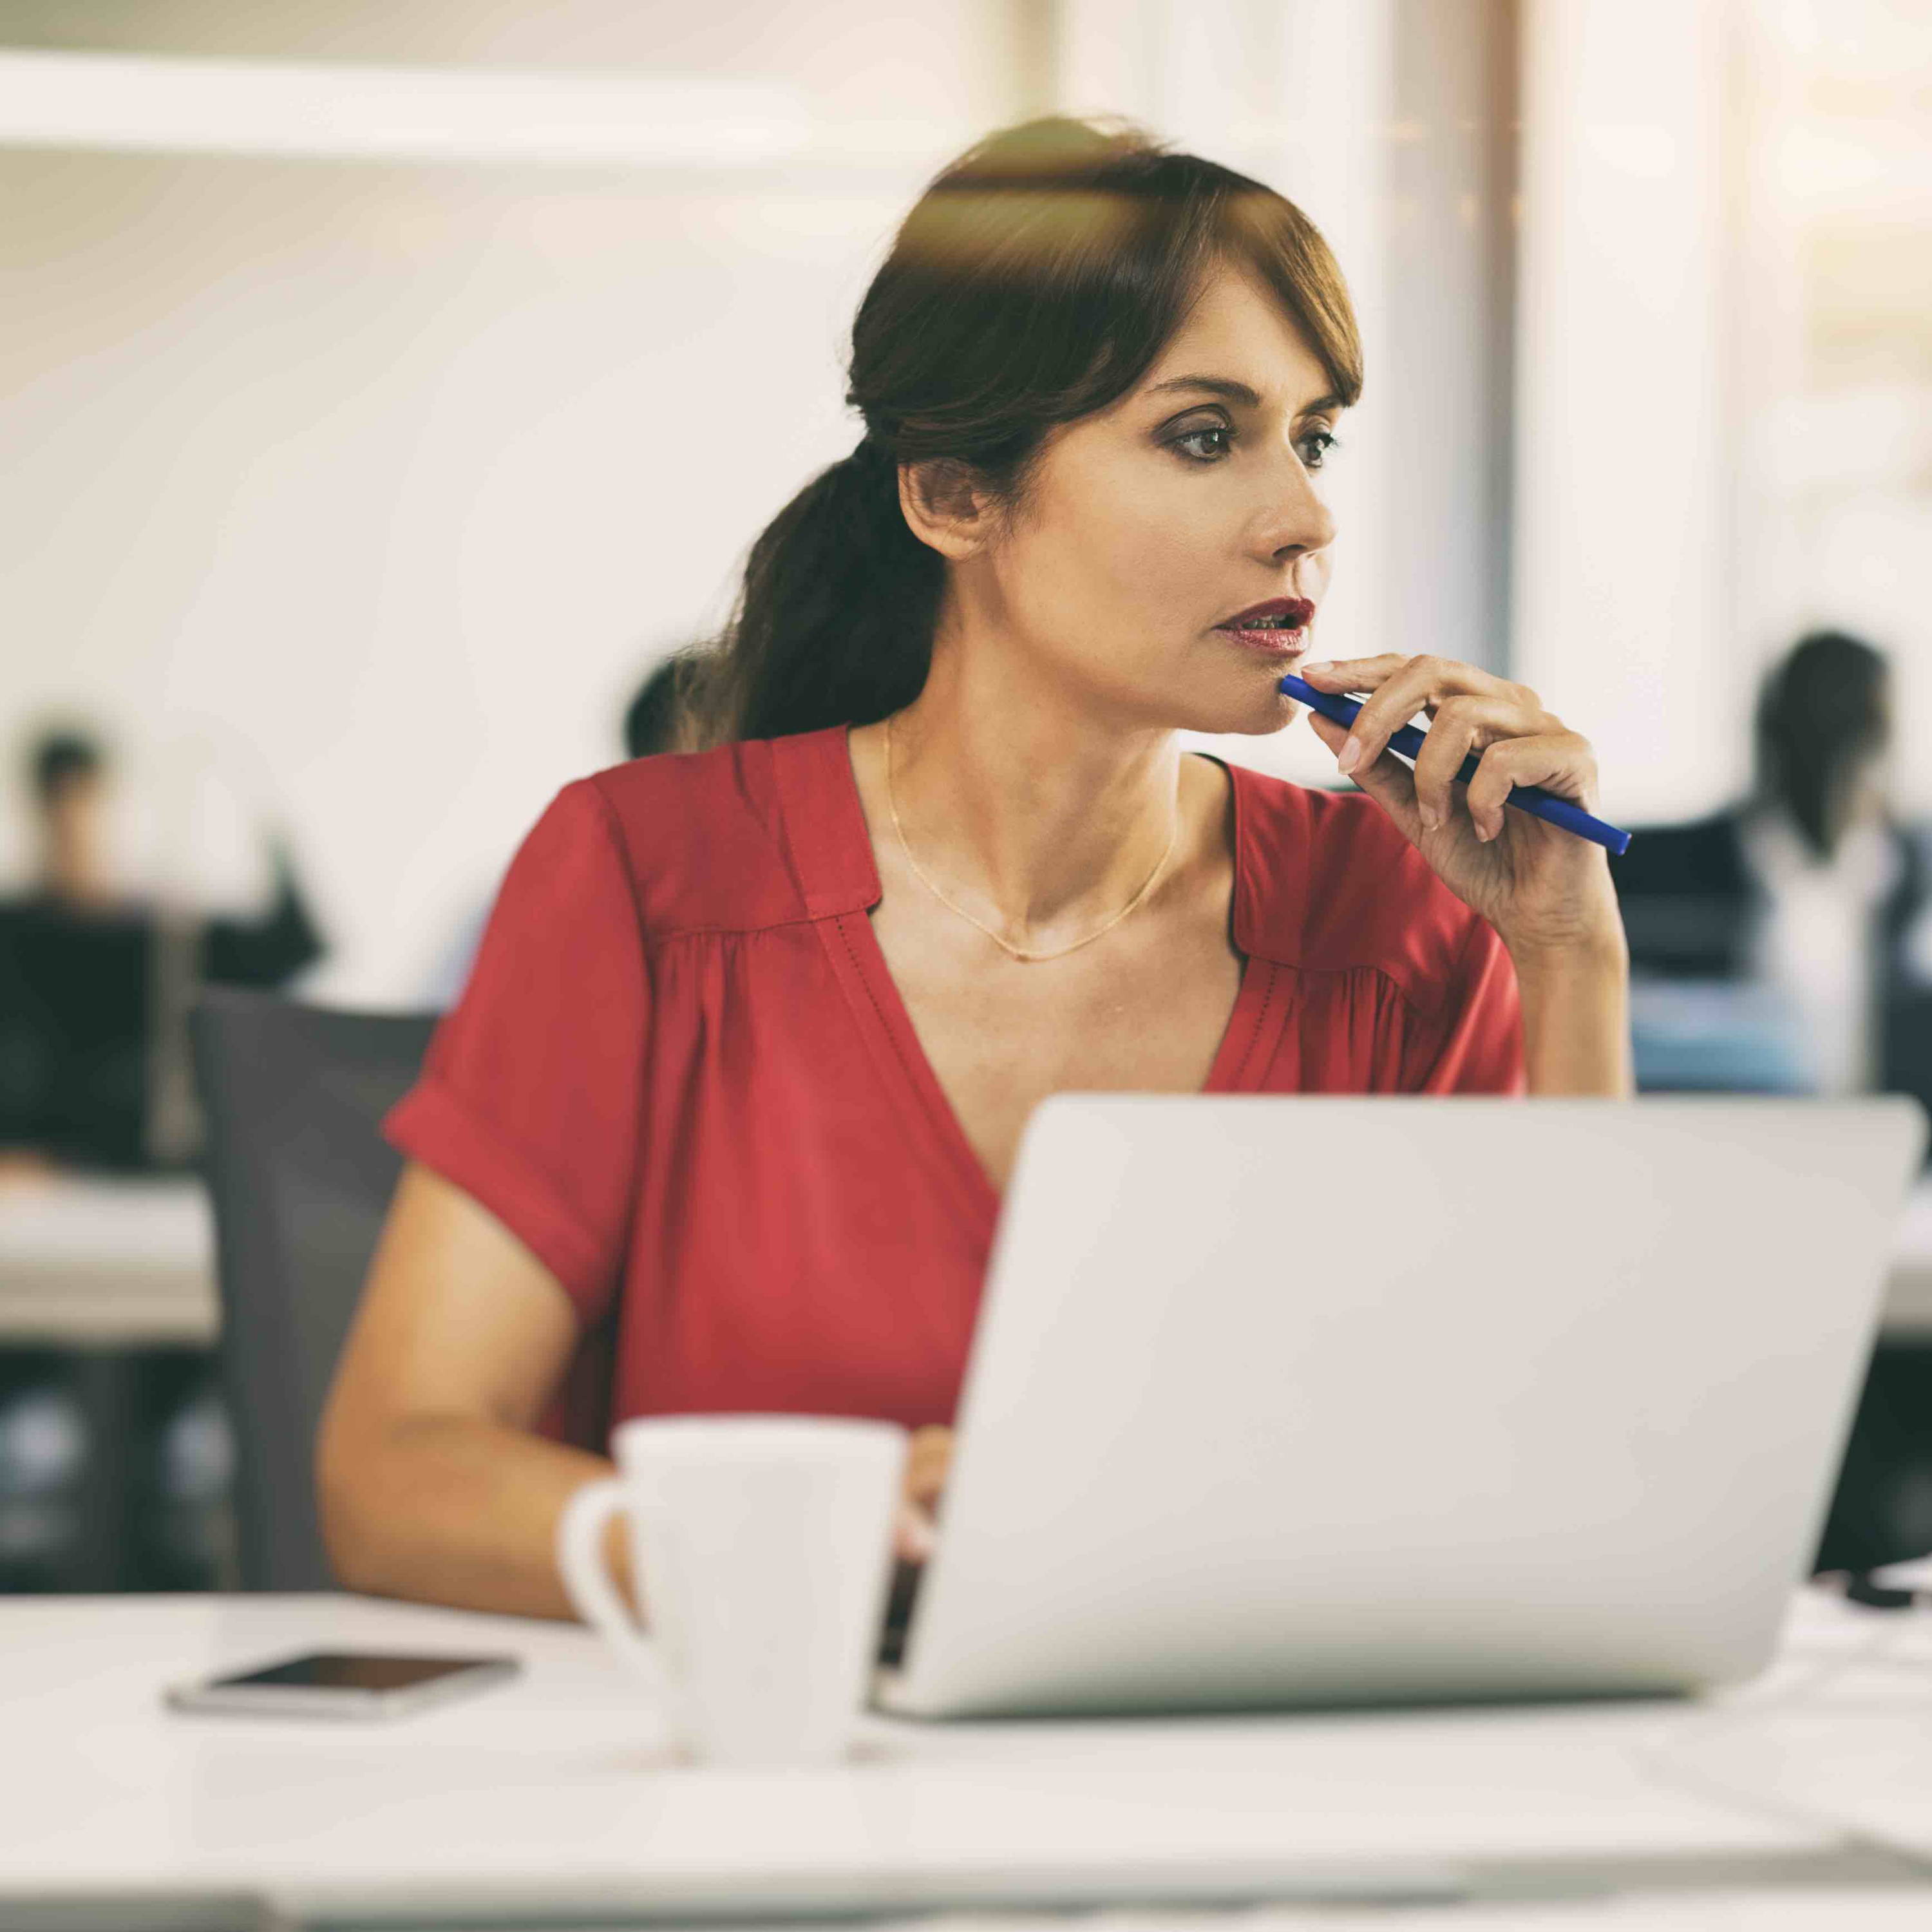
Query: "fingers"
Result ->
[[1306, 708, 1422, 843], [1463, 732, 1600, 842], [895, 1425, 952, 1566], [1407, 694, 1522, 835], [1297, 653, 1412, 692], [904, 1425, 951, 1507], [1301, 654, 1543, 780], [1304, 674, 1598, 853]]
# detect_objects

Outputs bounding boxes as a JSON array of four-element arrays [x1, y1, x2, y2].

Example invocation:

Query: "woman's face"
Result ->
[[963, 261, 1346, 737]]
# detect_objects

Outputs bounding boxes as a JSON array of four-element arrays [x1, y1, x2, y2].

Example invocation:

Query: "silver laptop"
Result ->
[[878, 1094, 1926, 1719]]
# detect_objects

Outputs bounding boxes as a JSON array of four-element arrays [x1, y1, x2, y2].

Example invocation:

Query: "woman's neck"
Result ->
[[874, 641, 1191, 940]]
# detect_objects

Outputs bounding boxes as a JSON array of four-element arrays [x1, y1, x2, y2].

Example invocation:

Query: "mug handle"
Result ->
[[557, 1477, 652, 1678]]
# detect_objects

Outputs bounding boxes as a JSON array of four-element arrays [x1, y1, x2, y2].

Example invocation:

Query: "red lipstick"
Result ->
[[1215, 596, 1316, 656]]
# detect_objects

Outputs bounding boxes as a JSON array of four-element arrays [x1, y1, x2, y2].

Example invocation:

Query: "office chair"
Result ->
[[189, 989, 437, 1590]]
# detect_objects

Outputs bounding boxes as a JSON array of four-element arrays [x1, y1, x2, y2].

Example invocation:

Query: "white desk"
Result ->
[[0, 1175, 216, 1345], [3, 1591, 1931, 1927]]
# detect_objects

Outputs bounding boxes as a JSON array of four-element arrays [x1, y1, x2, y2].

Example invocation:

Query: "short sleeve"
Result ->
[[1399, 915, 1525, 1094], [384, 781, 649, 1327]]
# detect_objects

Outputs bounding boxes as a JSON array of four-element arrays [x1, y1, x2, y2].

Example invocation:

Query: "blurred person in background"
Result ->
[[1615, 631, 1932, 1106], [321, 118, 1630, 1623], [0, 724, 326, 1177], [619, 651, 699, 768], [422, 652, 698, 1008]]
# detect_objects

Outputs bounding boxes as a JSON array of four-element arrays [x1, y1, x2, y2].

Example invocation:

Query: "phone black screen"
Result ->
[[216, 1653, 506, 1692]]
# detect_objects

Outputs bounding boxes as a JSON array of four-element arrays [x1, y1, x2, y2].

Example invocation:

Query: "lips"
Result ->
[[1217, 596, 1316, 632], [1216, 595, 1316, 656]]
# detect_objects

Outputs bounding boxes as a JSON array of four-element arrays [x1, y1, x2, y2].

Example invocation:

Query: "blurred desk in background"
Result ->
[[0, 1176, 222, 1593], [1, 1171, 1929, 1351], [0, 1175, 216, 1347]]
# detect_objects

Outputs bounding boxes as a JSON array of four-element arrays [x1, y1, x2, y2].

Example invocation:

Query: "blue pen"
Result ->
[[1278, 673, 1632, 857]]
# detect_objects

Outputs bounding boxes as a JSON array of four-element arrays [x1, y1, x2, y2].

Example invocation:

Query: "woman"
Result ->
[[319, 119, 1631, 1619]]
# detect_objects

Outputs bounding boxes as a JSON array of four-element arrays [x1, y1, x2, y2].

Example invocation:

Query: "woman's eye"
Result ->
[[1297, 429, 1340, 471], [1171, 424, 1233, 464]]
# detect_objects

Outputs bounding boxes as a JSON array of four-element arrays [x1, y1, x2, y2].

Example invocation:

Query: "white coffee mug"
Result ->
[[558, 1414, 907, 1767]]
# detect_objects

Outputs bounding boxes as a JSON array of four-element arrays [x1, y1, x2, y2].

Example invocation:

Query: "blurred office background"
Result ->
[[1, 0, 1930, 1592]]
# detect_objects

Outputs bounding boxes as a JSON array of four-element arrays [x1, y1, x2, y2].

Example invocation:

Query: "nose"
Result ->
[[1251, 448, 1336, 566]]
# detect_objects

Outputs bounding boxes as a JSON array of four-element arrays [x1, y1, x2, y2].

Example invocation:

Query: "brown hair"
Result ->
[[692, 117, 1362, 745]]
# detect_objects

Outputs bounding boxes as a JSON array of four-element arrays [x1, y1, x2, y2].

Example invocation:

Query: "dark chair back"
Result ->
[[190, 989, 437, 1590]]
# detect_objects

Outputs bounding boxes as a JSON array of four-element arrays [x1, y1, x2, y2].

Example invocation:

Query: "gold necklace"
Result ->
[[883, 713, 1180, 964]]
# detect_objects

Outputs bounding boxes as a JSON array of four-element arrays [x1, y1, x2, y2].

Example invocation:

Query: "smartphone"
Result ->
[[164, 1651, 520, 1720]]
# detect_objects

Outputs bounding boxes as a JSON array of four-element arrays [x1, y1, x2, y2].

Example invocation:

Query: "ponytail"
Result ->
[[692, 438, 939, 745], [692, 117, 1362, 746]]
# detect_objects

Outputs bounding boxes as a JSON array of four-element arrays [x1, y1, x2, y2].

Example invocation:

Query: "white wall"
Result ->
[[1514, 0, 1932, 826], [1751, 0, 1932, 817], [23, 0, 1837, 1004], [4, 0, 1459, 1000], [1513, 0, 1736, 826], [3, 0, 1646, 997], [0, 1, 1012, 1001]]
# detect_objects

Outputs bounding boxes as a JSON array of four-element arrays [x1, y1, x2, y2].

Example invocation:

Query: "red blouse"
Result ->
[[385, 726, 1522, 1446]]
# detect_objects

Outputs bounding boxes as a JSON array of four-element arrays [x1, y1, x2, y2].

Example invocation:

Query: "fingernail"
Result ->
[[1302, 661, 1334, 677], [1419, 804, 1439, 833], [1336, 737, 1361, 775]]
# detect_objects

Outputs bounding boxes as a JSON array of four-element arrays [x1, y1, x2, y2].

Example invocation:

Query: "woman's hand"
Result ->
[[893, 1425, 952, 1565], [1298, 654, 1623, 965]]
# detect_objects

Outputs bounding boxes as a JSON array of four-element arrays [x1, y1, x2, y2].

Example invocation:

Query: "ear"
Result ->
[[897, 459, 998, 562]]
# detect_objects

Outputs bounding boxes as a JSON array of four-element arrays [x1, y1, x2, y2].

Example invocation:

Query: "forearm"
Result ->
[[320, 1412, 614, 1621], [1510, 931, 1634, 1097]]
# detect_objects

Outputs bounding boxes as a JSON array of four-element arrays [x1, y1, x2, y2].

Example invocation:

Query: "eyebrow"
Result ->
[[1146, 375, 1344, 417]]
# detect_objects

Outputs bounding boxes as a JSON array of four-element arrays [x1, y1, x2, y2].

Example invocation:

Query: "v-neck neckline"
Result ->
[[775, 726, 1279, 1224]]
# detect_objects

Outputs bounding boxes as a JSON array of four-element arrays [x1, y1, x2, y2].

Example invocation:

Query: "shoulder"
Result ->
[[569, 730, 847, 937], [1226, 761, 1496, 1016]]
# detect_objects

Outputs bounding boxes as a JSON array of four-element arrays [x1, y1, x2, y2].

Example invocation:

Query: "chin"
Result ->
[[1162, 683, 1300, 739]]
